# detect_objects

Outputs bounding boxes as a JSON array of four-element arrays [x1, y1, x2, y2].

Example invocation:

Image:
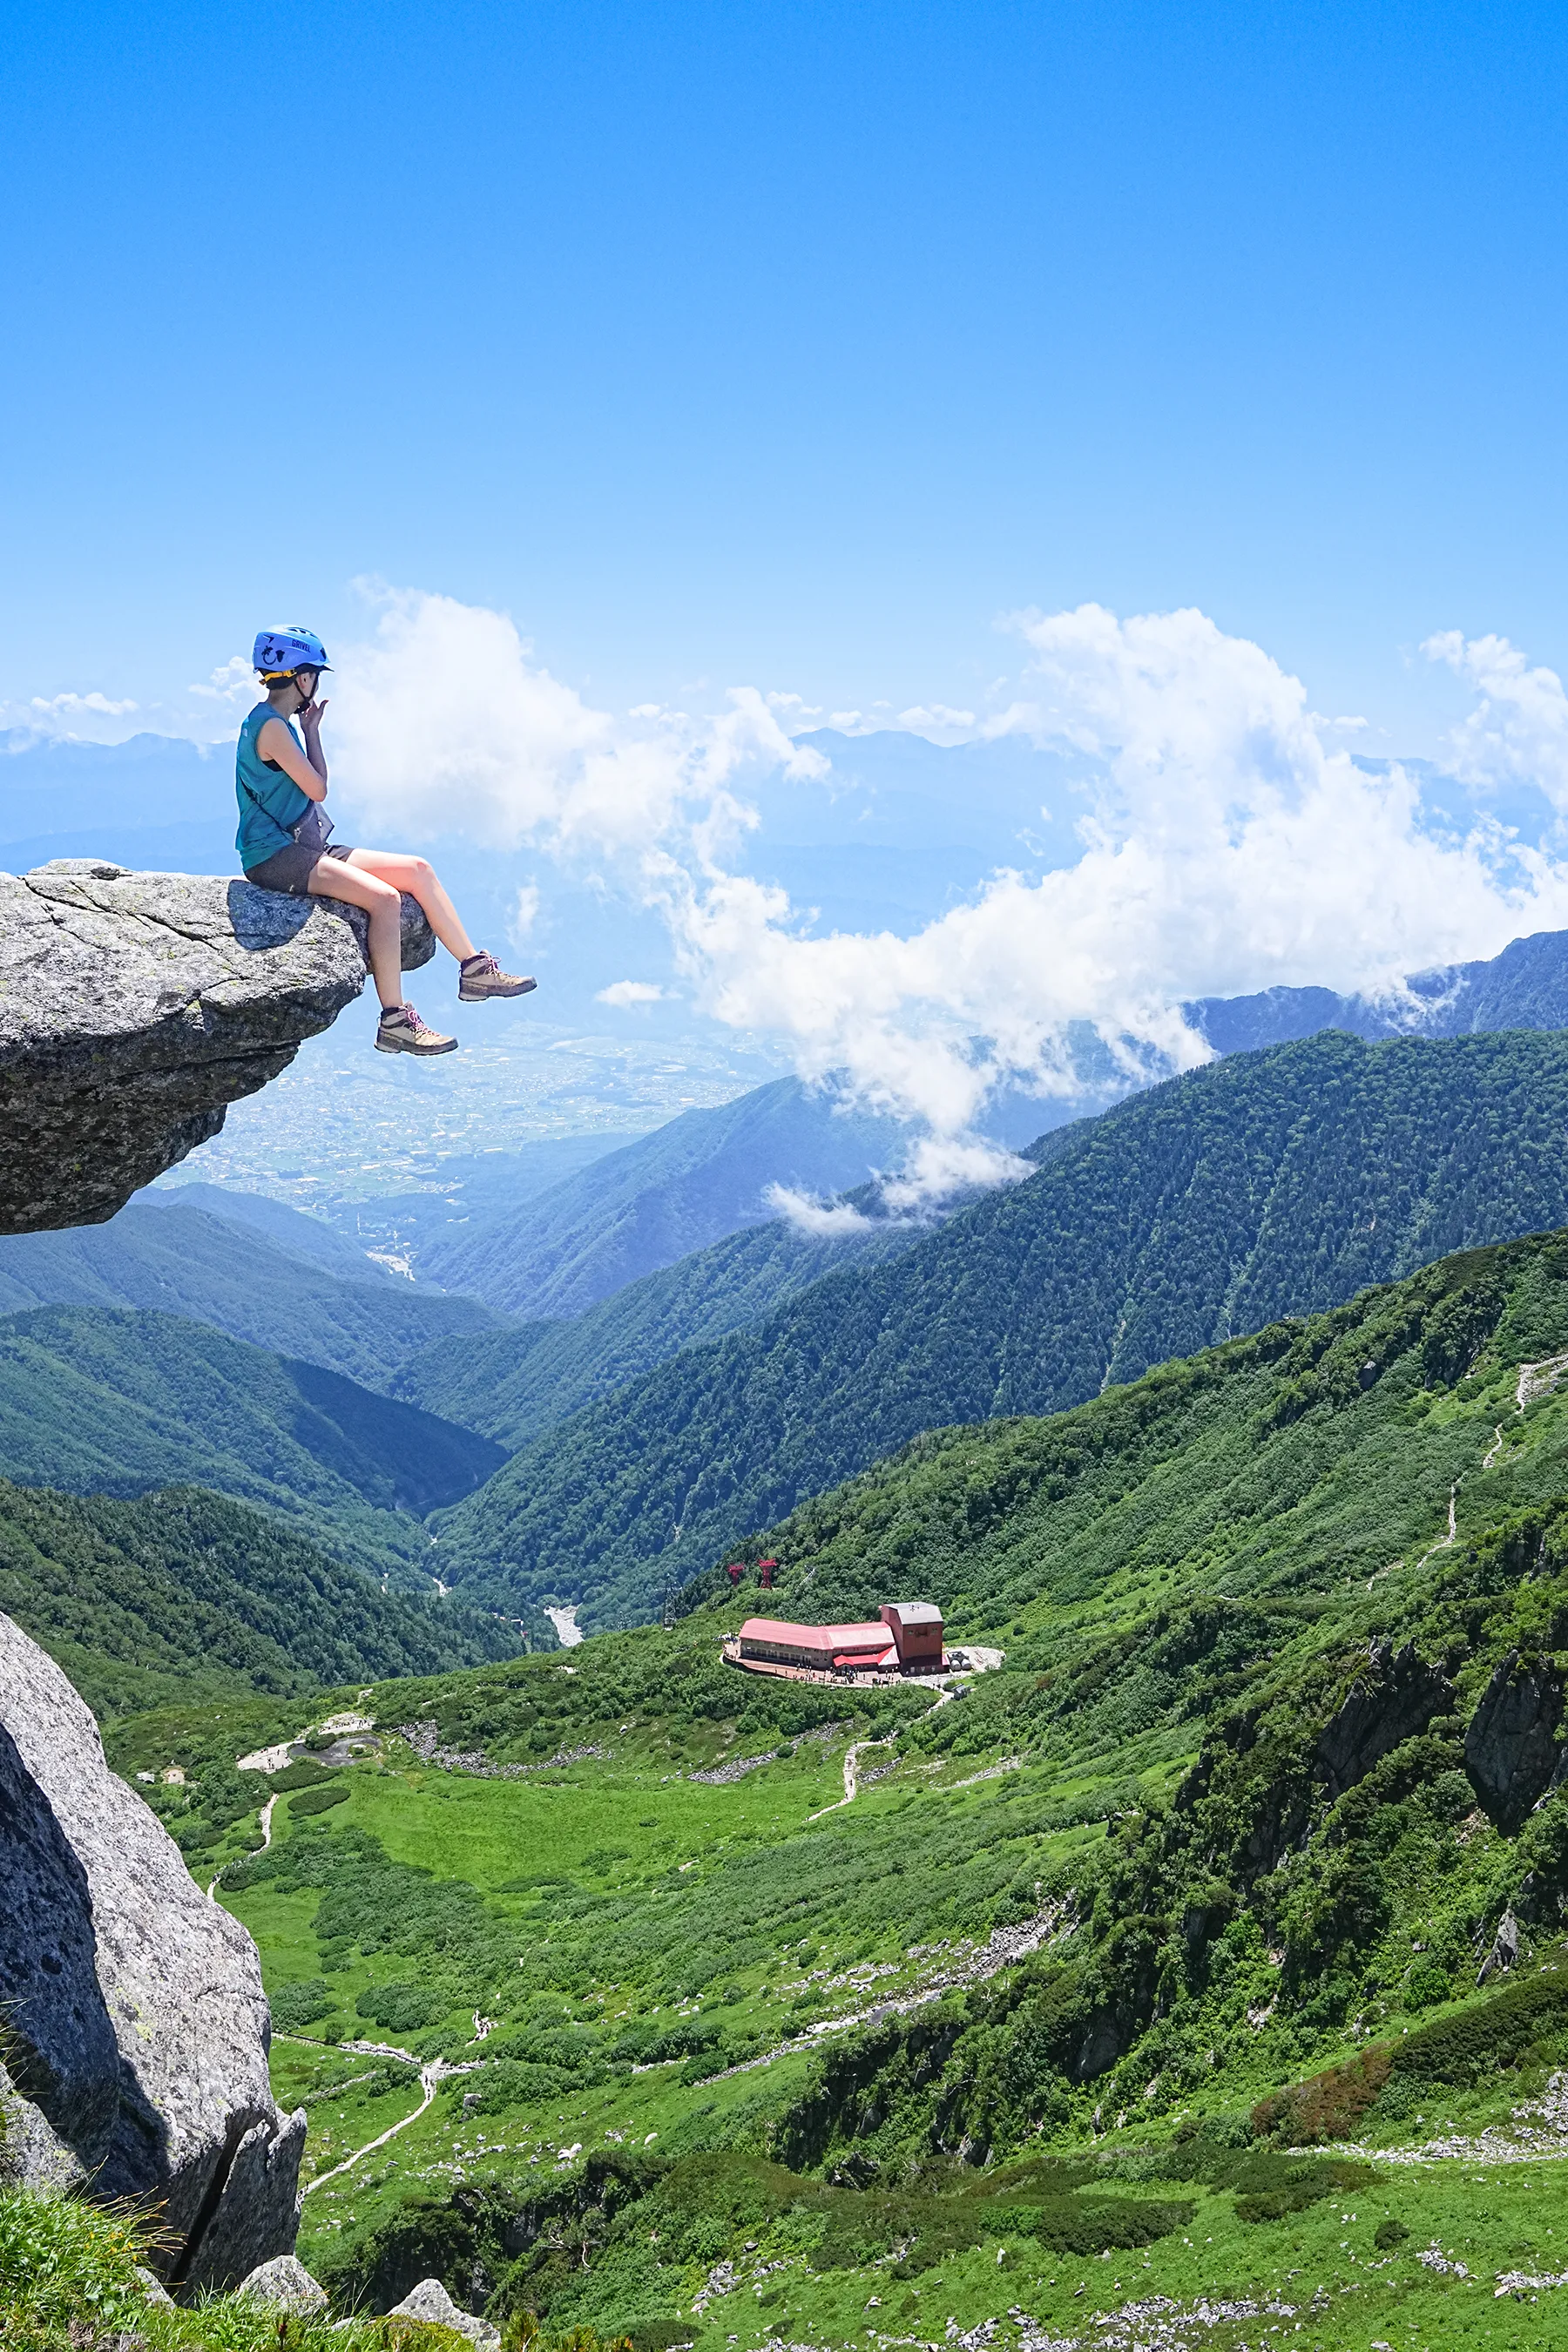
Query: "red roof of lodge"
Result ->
[[739, 1617, 890, 1652]]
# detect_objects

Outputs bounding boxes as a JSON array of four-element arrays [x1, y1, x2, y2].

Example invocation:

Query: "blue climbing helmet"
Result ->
[[253, 625, 331, 680]]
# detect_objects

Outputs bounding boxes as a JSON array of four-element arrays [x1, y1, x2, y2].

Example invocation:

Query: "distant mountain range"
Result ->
[[429, 1026, 1568, 1625], [1186, 923, 1568, 1050], [0, 1197, 500, 1387], [417, 1074, 907, 1319], [0, 1305, 507, 1589], [348, 925, 1568, 1332]]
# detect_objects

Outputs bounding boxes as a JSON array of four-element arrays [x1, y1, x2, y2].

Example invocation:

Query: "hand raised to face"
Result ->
[[298, 694, 329, 729]]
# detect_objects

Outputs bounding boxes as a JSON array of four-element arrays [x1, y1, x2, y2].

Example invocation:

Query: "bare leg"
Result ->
[[342, 849, 476, 964], [307, 861, 404, 1007]]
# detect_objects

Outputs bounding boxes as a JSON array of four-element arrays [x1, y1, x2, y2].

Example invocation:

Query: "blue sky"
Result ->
[[8, 2, 1568, 1184], [5, 0, 1566, 732]]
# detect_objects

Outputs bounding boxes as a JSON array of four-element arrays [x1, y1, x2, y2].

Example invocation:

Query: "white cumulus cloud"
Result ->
[[597, 979, 666, 1006], [654, 605, 1568, 1146], [1423, 629, 1568, 808], [37, 587, 1568, 1213], [328, 583, 825, 859], [763, 1185, 879, 1238], [2, 690, 141, 739], [320, 592, 1568, 1186]]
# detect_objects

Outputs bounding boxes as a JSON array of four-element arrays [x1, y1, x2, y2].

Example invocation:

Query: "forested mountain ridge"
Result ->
[[701, 1220, 1568, 2171], [0, 1200, 500, 1387], [0, 1305, 505, 1585], [420, 1074, 904, 1317], [0, 1480, 531, 1722], [393, 1199, 922, 1448], [395, 929, 1568, 1321], [432, 1027, 1568, 1625]]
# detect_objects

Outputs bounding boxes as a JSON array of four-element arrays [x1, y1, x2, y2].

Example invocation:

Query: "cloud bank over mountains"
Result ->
[[339, 590, 1568, 1166], [10, 588, 1568, 1192]]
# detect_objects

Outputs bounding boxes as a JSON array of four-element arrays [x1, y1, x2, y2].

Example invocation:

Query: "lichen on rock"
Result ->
[[0, 861, 434, 1235]]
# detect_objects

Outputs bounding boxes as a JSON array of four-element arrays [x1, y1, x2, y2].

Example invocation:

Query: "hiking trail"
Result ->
[[302, 2054, 481, 2195]]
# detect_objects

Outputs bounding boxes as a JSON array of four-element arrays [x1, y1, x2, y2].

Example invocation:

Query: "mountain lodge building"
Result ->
[[729, 1601, 945, 1680]]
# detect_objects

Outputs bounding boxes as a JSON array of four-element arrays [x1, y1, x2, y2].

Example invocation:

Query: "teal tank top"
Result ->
[[235, 702, 312, 869]]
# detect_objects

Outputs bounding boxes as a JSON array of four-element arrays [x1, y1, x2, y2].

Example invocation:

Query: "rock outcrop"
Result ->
[[1465, 1651, 1565, 1830], [1315, 1639, 1455, 1800], [0, 1608, 304, 2288], [237, 2253, 328, 2315], [388, 2277, 502, 2348], [0, 862, 434, 1235]]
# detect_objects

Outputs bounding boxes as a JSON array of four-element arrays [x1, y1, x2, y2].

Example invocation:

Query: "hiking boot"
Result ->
[[458, 950, 537, 1003], [375, 1003, 458, 1056]]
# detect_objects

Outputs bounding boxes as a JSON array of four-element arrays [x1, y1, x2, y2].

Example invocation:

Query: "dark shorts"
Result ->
[[242, 841, 356, 897]]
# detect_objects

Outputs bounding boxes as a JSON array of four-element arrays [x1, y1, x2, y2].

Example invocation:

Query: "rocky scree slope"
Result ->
[[0, 861, 432, 1234], [0, 1608, 303, 2288], [436, 1025, 1568, 1625]]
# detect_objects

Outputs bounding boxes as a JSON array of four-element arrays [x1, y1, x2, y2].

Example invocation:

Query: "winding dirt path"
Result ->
[[1411, 1482, 1460, 1576], [206, 1793, 278, 1903], [1370, 1349, 1568, 1599], [808, 1740, 873, 1820], [301, 2054, 481, 2196], [805, 1684, 959, 1821]]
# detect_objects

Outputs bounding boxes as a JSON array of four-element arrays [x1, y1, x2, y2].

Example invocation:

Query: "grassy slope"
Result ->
[[97, 1220, 1568, 2344], [0, 1304, 505, 1585], [436, 1026, 1568, 1625], [0, 1480, 534, 1721], [0, 1199, 499, 1387], [395, 1211, 921, 1450]]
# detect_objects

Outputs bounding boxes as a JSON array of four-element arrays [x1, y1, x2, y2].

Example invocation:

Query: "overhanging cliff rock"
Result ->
[[0, 1608, 305, 2287], [0, 861, 435, 1235]]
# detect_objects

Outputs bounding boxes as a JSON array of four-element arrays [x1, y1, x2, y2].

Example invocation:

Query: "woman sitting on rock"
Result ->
[[236, 625, 534, 1057]]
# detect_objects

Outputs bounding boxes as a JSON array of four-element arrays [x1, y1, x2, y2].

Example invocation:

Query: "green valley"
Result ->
[[421, 1075, 904, 1317], [0, 1479, 540, 1722], [0, 1196, 500, 1386], [392, 1203, 919, 1450], [84, 1216, 1568, 2349]]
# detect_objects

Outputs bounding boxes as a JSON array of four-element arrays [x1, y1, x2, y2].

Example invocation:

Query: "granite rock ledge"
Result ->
[[0, 1607, 305, 2288], [0, 861, 435, 1234]]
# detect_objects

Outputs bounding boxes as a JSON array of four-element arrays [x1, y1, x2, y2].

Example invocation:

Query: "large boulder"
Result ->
[[0, 1608, 304, 2289], [387, 2277, 501, 2347], [236, 2253, 328, 2315], [0, 862, 434, 1234]]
